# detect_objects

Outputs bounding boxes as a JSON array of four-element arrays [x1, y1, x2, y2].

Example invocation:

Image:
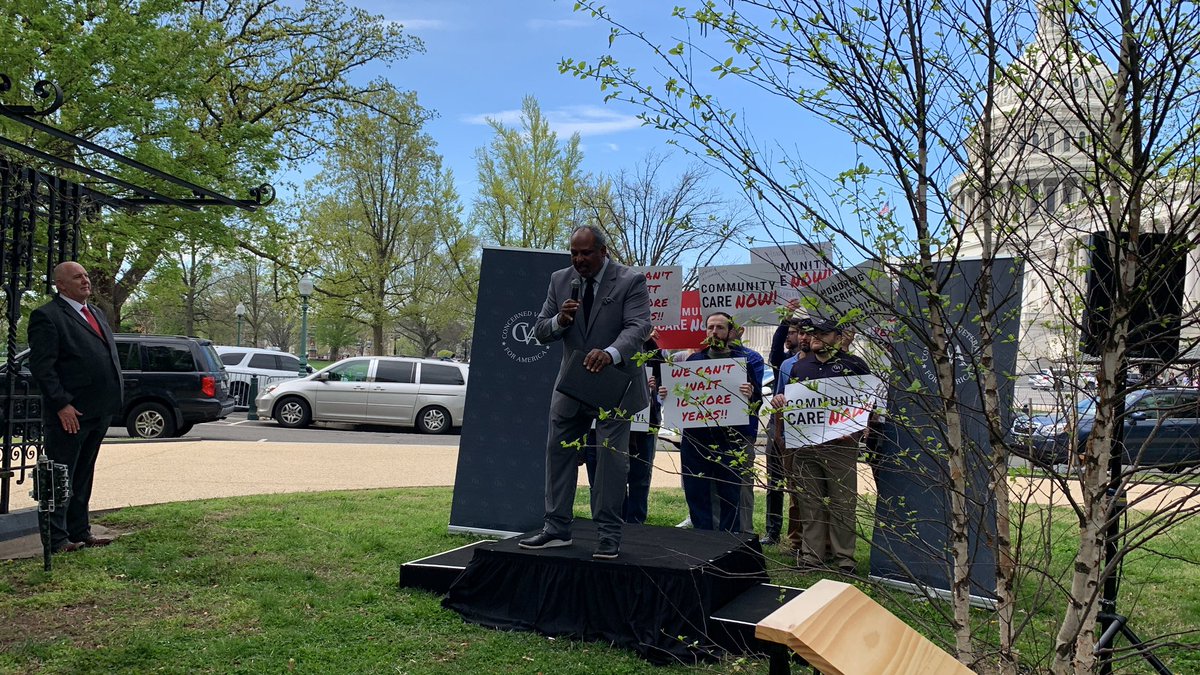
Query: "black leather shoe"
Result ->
[[53, 541, 86, 554], [593, 540, 620, 560], [518, 532, 572, 549]]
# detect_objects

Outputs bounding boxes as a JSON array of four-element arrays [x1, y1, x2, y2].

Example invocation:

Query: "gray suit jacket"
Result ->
[[534, 261, 652, 417]]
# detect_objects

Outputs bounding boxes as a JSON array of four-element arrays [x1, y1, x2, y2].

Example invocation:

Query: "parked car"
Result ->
[[1027, 369, 1053, 390], [1014, 388, 1200, 471], [1010, 397, 1096, 463], [215, 346, 309, 407], [1027, 367, 1098, 392], [255, 356, 469, 434], [0, 335, 235, 439]]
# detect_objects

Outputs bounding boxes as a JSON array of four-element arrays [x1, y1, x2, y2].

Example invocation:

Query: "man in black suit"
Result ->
[[28, 261, 123, 553], [519, 225, 651, 559]]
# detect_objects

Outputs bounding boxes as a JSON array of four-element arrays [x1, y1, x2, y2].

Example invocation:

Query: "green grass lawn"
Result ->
[[0, 488, 1196, 673]]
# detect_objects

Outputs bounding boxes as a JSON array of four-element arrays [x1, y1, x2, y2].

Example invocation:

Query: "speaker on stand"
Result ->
[[1080, 230, 1181, 675]]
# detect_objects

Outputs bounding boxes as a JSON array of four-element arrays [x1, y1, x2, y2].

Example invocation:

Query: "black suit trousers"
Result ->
[[40, 413, 111, 547]]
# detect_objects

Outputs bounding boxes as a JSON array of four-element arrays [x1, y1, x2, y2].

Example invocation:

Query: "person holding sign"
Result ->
[[519, 225, 651, 560], [661, 312, 764, 533], [764, 316, 809, 548], [771, 317, 871, 573]]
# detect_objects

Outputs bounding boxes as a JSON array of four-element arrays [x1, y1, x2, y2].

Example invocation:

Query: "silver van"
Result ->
[[255, 356, 468, 434]]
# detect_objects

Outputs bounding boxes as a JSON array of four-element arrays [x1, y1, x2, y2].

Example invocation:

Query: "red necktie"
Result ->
[[80, 306, 103, 336]]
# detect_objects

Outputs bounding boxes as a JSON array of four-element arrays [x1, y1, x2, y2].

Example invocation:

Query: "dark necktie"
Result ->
[[81, 306, 103, 337], [581, 277, 595, 329]]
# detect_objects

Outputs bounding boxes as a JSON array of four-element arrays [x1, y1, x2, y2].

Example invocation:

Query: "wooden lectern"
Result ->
[[755, 579, 972, 675]]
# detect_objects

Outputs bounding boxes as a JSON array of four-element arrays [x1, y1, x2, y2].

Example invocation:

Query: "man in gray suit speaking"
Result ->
[[519, 225, 651, 559]]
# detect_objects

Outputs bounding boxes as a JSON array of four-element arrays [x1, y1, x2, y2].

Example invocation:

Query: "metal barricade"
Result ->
[[225, 372, 299, 409]]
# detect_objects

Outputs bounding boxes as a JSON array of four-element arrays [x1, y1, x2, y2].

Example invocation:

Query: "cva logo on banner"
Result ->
[[501, 310, 550, 363]]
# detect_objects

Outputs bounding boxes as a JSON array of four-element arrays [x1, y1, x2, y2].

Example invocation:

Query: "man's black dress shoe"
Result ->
[[81, 535, 114, 548], [518, 532, 572, 549], [593, 540, 620, 560], [53, 541, 86, 554]]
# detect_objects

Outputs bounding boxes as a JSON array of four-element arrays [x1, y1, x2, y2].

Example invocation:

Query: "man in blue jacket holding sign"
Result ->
[[662, 311, 763, 532]]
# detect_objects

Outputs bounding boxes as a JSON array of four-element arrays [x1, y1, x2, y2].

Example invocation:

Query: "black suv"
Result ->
[[2, 334, 235, 438], [113, 334, 235, 438]]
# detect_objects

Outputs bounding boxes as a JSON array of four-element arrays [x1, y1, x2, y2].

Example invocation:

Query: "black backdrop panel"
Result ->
[[869, 257, 1023, 602], [1081, 232, 1184, 360], [449, 247, 569, 535]]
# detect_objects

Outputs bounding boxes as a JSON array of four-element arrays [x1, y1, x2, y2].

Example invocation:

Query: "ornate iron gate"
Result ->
[[0, 156, 87, 513], [0, 74, 272, 519]]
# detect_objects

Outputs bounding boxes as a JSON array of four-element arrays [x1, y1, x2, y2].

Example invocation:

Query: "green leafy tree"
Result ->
[[470, 95, 586, 249], [305, 89, 461, 356], [312, 296, 361, 362], [393, 168, 478, 357], [0, 0, 421, 328]]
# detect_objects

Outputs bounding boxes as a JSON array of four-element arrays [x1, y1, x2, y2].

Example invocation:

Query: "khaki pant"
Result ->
[[779, 438, 804, 550], [785, 434, 860, 568]]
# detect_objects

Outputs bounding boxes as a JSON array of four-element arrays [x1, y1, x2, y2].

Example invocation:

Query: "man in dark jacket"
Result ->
[[28, 262, 123, 553]]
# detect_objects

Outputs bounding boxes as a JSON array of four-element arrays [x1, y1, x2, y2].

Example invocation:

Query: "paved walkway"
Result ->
[[0, 439, 683, 559], [3, 439, 1196, 559]]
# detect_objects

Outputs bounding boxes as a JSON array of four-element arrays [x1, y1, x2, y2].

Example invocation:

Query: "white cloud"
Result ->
[[527, 18, 590, 30], [463, 105, 642, 138], [387, 18, 449, 31]]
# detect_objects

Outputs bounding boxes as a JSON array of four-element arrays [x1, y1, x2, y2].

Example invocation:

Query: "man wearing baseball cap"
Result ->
[[771, 317, 871, 573]]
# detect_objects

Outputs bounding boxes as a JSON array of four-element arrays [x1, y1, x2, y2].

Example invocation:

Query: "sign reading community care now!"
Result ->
[[661, 357, 749, 429], [697, 264, 782, 325], [749, 242, 833, 301], [778, 374, 883, 446]]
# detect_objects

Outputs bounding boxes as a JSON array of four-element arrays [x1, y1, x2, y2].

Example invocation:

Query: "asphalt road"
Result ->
[[106, 412, 461, 446]]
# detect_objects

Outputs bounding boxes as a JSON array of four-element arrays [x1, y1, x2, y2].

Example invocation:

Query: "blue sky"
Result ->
[[316, 1, 872, 262]]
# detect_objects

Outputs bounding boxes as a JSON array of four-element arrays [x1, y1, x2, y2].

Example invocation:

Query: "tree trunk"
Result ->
[[975, 11, 1017, 670]]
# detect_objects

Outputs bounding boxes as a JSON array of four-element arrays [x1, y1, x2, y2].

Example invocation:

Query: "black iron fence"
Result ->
[[0, 156, 83, 514]]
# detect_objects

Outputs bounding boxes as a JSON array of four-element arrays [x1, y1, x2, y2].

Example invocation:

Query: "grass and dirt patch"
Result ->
[[0, 487, 1196, 673]]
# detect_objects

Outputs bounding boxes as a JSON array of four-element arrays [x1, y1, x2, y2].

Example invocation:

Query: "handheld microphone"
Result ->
[[570, 277, 581, 301]]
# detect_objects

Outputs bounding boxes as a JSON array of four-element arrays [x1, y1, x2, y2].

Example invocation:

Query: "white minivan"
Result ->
[[254, 356, 469, 434]]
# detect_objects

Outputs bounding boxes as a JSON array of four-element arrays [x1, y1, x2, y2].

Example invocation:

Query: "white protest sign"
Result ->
[[697, 263, 782, 325], [661, 357, 750, 429], [631, 265, 683, 327], [749, 243, 834, 301], [778, 374, 883, 446], [795, 260, 891, 327]]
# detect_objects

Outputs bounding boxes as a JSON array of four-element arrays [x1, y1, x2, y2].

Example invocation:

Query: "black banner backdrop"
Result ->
[[869, 257, 1023, 605], [449, 247, 569, 535]]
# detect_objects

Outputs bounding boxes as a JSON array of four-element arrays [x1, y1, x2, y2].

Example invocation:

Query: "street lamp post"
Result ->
[[235, 302, 246, 347], [298, 275, 313, 375]]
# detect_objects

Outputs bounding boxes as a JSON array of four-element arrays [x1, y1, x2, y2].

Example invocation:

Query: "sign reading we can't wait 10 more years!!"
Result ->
[[661, 357, 750, 429]]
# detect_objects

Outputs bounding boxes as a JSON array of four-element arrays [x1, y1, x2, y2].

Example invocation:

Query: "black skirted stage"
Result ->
[[403, 520, 783, 665]]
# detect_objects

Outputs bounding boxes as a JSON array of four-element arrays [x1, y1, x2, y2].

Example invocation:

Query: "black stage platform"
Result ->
[[420, 520, 771, 664]]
